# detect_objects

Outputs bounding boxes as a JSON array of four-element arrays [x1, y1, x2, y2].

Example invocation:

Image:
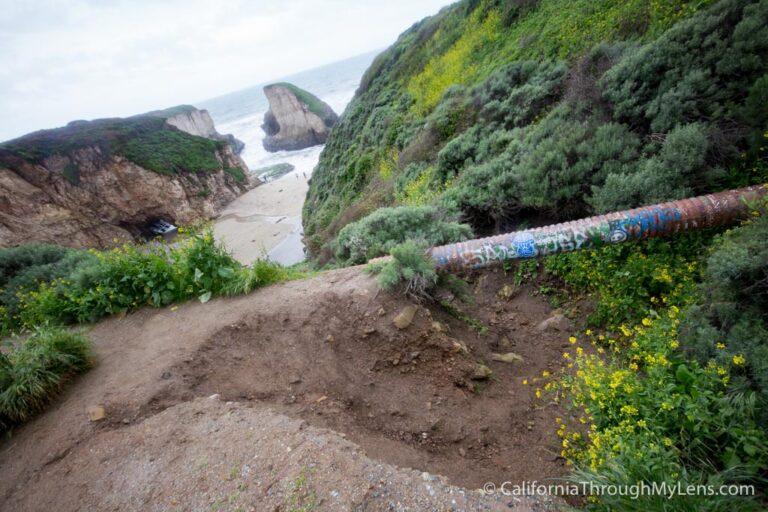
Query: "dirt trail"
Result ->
[[0, 266, 576, 511]]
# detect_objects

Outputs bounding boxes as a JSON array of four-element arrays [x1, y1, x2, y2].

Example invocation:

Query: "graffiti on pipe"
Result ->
[[448, 206, 685, 268], [427, 185, 766, 272]]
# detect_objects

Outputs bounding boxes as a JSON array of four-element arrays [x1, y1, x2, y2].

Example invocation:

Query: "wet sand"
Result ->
[[213, 171, 308, 266]]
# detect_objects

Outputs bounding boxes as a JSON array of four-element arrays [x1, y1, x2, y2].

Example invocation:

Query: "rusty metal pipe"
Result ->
[[427, 185, 767, 272]]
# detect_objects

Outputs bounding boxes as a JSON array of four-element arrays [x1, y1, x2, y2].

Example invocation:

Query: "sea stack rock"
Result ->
[[262, 83, 338, 152]]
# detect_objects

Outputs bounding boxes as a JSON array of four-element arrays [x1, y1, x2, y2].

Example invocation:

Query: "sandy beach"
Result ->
[[213, 171, 309, 266]]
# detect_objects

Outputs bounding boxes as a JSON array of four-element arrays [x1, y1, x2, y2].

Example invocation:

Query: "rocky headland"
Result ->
[[261, 83, 337, 152], [0, 106, 256, 248]]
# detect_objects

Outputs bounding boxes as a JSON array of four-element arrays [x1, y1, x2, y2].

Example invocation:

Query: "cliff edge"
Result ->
[[155, 105, 245, 154], [261, 83, 337, 152]]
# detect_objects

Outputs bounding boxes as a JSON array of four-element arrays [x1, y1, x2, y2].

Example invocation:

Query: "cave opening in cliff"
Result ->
[[120, 217, 178, 242]]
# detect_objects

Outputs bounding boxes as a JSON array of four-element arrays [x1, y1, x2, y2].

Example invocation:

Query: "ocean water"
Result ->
[[200, 50, 378, 178], [199, 50, 377, 265]]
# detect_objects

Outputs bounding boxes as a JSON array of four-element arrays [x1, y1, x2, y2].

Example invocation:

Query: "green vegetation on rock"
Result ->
[[0, 110, 230, 177]]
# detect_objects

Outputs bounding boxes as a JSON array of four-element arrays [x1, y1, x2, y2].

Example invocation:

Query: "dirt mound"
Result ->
[[0, 266, 575, 511]]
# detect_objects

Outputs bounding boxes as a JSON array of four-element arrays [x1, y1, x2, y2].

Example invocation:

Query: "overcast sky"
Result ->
[[0, 0, 454, 142]]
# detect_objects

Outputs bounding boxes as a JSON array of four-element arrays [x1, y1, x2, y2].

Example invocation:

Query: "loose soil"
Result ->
[[0, 266, 579, 511]]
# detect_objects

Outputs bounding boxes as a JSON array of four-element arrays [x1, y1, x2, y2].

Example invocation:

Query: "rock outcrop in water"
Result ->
[[261, 83, 338, 152], [0, 107, 256, 249]]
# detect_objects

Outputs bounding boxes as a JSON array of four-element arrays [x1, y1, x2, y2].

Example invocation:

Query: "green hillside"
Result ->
[[304, 0, 768, 259], [303, 1, 768, 509]]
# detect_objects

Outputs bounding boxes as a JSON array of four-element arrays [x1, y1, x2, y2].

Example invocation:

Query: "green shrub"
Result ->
[[0, 245, 98, 331], [367, 240, 439, 301], [331, 206, 472, 265], [304, 0, 767, 257], [681, 215, 768, 420], [2, 229, 299, 333], [601, 0, 768, 133], [0, 326, 92, 429], [540, 224, 768, 509], [590, 123, 711, 212], [544, 233, 713, 328]]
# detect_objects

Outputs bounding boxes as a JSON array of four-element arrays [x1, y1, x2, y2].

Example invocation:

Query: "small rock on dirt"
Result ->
[[431, 321, 449, 333], [393, 305, 418, 329], [450, 340, 469, 354], [472, 364, 493, 380], [491, 352, 524, 364], [497, 285, 516, 300], [86, 405, 106, 422], [535, 313, 570, 332]]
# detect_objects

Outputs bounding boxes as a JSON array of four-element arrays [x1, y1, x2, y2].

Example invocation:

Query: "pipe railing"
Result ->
[[426, 185, 767, 272]]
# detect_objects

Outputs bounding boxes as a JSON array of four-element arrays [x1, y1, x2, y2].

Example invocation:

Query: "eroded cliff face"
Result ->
[[0, 144, 255, 249], [164, 108, 245, 154], [165, 109, 218, 138], [262, 84, 338, 152]]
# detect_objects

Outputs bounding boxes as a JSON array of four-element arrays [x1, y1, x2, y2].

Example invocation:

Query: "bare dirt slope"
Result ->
[[0, 266, 576, 511]]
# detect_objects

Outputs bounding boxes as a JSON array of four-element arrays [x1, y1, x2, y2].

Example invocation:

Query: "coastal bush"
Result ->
[[0, 245, 98, 330], [681, 214, 768, 420], [367, 240, 439, 301], [305, 0, 768, 257], [589, 123, 710, 212], [331, 206, 472, 265], [601, 0, 768, 134], [536, 223, 768, 509], [1, 229, 299, 334], [0, 326, 92, 430], [553, 314, 768, 511]]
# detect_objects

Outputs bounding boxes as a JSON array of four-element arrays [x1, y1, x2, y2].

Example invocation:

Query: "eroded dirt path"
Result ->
[[0, 267, 575, 511]]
